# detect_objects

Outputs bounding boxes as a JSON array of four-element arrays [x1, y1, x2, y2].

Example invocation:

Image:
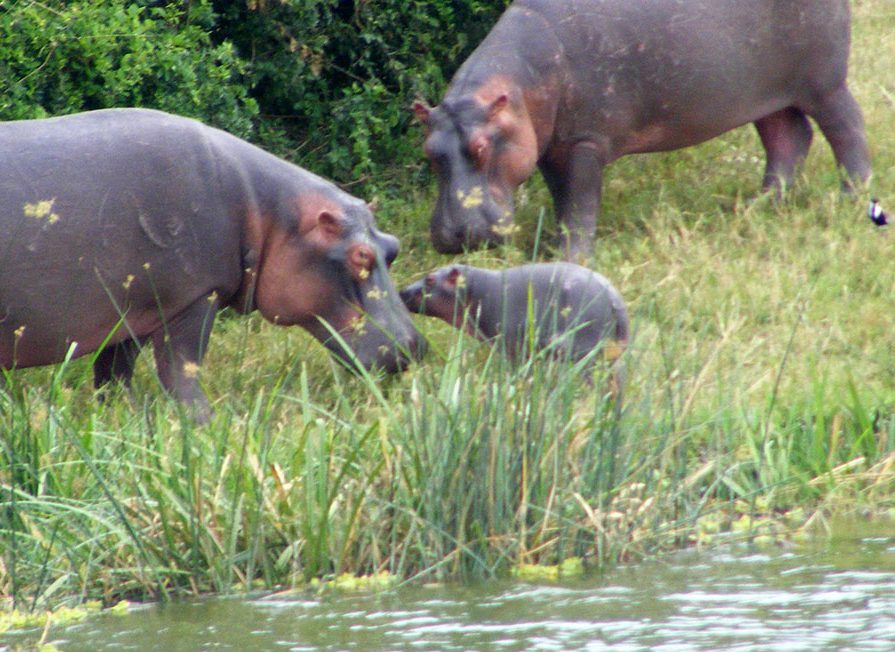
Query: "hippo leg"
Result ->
[[754, 107, 814, 193], [93, 338, 145, 393], [806, 86, 871, 190], [541, 142, 605, 262], [150, 294, 219, 422]]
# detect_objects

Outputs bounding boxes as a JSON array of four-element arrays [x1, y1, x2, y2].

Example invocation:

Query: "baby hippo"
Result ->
[[399, 262, 629, 370]]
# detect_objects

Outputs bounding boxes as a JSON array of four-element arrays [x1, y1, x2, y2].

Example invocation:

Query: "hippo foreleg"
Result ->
[[807, 86, 871, 190], [150, 293, 219, 423], [541, 142, 605, 262]]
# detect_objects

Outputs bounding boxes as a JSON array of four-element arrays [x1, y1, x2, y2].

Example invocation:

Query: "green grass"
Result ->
[[2, 0, 895, 618]]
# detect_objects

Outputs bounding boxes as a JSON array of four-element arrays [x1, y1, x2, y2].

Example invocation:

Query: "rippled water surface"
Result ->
[[17, 523, 895, 651]]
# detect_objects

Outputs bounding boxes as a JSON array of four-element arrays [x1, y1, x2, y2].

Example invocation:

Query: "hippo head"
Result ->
[[414, 90, 538, 253], [247, 192, 427, 374], [399, 265, 471, 330]]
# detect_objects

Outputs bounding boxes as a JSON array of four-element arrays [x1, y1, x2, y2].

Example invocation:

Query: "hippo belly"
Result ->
[[0, 113, 237, 369]]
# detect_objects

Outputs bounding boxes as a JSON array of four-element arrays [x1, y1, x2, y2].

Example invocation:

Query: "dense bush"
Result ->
[[0, 0, 258, 139], [210, 0, 511, 186], [1, 0, 511, 188]]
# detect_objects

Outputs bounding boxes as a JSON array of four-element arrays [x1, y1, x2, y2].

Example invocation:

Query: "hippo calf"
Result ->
[[415, 0, 871, 259], [400, 262, 628, 373], [0, 108, 426, 420]]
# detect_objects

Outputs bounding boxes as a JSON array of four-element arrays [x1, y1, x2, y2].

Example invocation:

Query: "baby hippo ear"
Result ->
[[347, 243, 376, 282], [445, 266, 465, 289]]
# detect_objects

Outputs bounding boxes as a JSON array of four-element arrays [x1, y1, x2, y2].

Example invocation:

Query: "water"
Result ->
[[10, 523, 895, 651]]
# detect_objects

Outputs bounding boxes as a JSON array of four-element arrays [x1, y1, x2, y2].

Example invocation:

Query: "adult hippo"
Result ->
[[414, 0, 871, 259], [0, 108, 425, 420]]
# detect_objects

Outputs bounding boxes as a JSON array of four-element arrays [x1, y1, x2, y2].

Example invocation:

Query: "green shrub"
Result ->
[[210, 0, 512, 186], [0, 0, 258, 138], [0, 0, 514, 187]]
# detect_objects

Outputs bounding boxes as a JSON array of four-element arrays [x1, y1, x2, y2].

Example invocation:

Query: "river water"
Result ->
[[13, 521, 895, 651]]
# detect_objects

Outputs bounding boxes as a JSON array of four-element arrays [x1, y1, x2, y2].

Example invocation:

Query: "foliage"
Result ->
[[0, 0, 512, 186], [0, 0, 258, 138], [209, 0, 511, 185]]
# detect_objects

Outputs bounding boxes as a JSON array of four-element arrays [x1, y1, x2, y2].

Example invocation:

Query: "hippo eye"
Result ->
[[348, 244, 376, 282], [424, 275, 436, 290], [468, 135, 490, 166]]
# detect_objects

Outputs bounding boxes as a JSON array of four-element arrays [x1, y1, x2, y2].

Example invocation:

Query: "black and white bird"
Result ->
[[869, 198, 889, 227]]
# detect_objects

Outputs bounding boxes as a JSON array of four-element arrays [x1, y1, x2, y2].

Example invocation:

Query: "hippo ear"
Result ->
[[412, 101, 432, 125]]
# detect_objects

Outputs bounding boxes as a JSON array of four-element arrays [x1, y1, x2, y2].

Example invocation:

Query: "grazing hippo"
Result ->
[[414, 0, 871, 259], [0, 108, 425, 420], [399, 262, 628, 372]]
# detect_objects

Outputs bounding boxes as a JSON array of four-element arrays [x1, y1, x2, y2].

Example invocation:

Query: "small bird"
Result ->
[[869, 198, 889, 227]]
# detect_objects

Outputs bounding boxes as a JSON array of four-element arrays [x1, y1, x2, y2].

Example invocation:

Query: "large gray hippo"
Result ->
[[414, 0, 871, 259], [0, 109, 426, 420]]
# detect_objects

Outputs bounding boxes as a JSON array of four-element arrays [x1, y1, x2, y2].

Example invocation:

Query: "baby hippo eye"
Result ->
[[424, 275, 436, 290]]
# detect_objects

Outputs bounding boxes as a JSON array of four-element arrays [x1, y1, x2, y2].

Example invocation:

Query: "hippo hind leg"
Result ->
[[754, 107, 814, 194], [151, 294, 219, 423], [805, 85, 871, 190], [93, 338, 145, 398]]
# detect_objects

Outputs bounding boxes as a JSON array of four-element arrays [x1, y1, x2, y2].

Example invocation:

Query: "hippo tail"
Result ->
[[613, 298, 630, 347], [605, 293, 629, 408], [602, 289, 629, 365]]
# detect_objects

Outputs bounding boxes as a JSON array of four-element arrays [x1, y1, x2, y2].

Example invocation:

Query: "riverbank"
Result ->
[[2, 0, 894, 622]]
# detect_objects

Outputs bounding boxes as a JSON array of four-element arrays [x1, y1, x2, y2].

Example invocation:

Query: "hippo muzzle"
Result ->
[[399, 279, 426, 314], [321, 244, 428, 374], [430, 188, 512, 253], [324, 321, 426, 375]]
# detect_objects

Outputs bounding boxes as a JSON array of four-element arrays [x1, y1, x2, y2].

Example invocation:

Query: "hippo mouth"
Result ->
[[430, 182, 515, 253], [398, 285, 425, 313], [431, 224, 507, 254], [324, 333, 426, 375], [316, 311, 427, 375], [430, 206, 514, 253]]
